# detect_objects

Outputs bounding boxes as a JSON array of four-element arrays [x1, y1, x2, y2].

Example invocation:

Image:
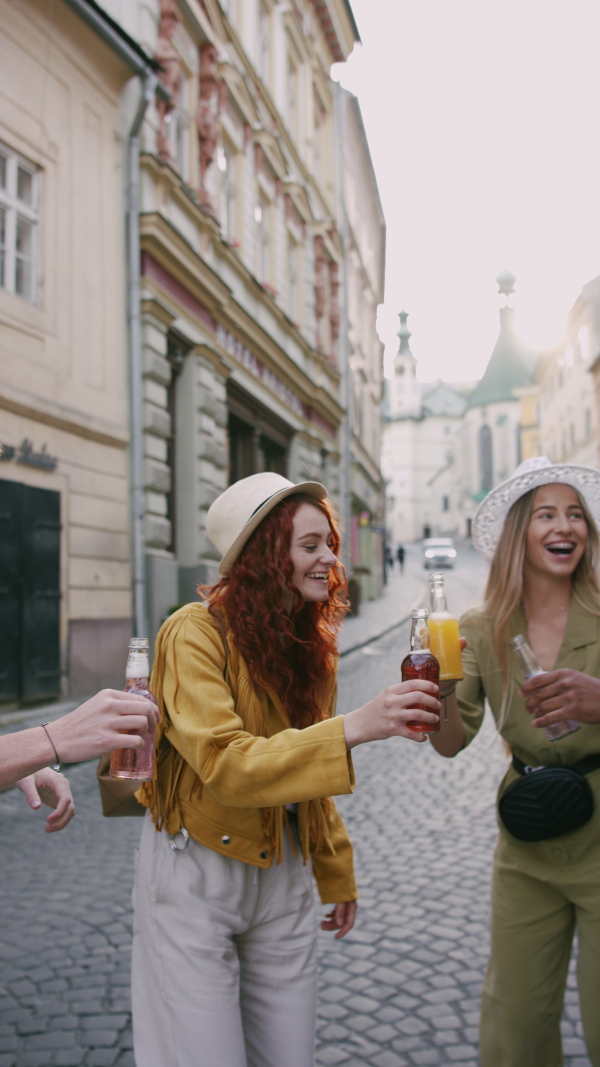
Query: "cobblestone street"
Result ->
[[0, 546, 592, 1066]]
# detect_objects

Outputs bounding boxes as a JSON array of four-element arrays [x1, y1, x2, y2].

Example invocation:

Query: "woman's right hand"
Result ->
[[343, 682, 440, 750], [48, 689, 161, 765]]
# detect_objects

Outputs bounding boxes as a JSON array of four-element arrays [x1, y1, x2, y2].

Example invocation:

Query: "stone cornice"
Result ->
[[0, 388, 129, 449]]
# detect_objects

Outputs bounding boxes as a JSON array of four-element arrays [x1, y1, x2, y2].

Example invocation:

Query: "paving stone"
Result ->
[[0, 1056, 16, 1067], [82, 1031, 119, 1048], [54, 1052, 87, 1066], [87, 1050, 120, 1066], [23, 1030, 77, 1051], [315, 1047, 350, 1065]]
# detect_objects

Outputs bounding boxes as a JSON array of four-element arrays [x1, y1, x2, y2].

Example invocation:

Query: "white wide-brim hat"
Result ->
[[472, 456, 600, 561], [207, 472, 328, 576]]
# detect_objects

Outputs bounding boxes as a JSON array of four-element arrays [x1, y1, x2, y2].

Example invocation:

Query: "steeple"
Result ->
[[388, 308, 421, 419], [468, 271, 536, 408], [397, 308, 413, 356]]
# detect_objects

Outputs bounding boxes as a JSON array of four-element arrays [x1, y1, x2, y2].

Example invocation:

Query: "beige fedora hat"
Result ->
[[207, 472, 328, 575], [472, 456, 600, 561]]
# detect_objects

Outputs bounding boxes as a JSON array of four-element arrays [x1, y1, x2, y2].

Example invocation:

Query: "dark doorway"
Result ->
[[0, 480, 61, 703], [227, 382, 290, 485]]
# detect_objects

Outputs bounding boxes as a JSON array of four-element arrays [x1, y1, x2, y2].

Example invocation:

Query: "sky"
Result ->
[[333, 0, 600, 383]]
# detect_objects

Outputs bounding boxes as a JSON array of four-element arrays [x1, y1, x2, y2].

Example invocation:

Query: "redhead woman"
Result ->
[[131, 472, 440, 1067], [430, 457, 600, 1067]]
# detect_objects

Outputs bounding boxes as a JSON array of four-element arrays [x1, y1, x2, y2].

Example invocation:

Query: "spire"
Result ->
[[496, 268, 516, 297], [467, 271, 536, 408], [396, 309, 412, 356]]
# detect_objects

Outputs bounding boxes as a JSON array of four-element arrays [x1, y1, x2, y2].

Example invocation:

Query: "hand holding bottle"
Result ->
[[343, 680, 440, 749], [511, 635, 579, 740]]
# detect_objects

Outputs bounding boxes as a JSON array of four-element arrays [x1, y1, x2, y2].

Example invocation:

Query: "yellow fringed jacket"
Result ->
[[137, 602, 358, 905]]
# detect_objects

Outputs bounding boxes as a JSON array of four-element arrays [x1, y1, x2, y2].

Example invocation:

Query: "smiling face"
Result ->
[[289, 502, 338, 602], [524, 483, 588, 581]]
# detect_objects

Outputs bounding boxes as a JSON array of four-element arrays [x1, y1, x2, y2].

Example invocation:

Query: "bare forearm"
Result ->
[[0, 727, 58, 791], [428, 692, 465, 757]]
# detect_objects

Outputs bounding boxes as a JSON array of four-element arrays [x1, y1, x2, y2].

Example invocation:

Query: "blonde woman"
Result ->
[[431, 456, 600, 1067]]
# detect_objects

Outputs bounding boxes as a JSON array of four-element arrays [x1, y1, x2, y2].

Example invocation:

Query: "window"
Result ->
[[0, 143, 39, 302], [479, 424, 493, 493], [442, 495, 449, 512], [167, 75, 191, 179], [258, 3, 270, 82], [218, 143, 236, 242], [255, 195, 270, 281], [287, 234, 298, 321], [286, 56, 297, 138], [579, 326, 589, 362]]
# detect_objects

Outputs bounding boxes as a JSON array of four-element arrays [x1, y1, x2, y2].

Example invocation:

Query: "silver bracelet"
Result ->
[[41, 722, 61, 771]]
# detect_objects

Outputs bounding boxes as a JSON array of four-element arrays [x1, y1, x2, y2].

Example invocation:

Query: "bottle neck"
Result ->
[[410, 619, 430, 650], [512, 639, 543, 677], [429, 583, 448, 614], [126, 650, 149, 685]]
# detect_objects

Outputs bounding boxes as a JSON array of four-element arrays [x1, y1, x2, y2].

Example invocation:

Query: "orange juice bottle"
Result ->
[[428, 573, 463, 681]]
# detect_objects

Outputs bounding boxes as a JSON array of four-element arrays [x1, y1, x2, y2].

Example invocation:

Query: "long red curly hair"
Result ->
[[205, 493, 348, 729]]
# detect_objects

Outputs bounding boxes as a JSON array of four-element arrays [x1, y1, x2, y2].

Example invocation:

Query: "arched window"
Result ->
[[479, 424, 493, 493]]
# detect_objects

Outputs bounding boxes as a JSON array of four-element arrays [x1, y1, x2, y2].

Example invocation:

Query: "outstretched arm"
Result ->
[[0, 689, 159, 792]]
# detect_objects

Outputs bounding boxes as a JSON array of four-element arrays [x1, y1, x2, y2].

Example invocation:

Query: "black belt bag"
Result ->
[[498, 753, 600, 842]]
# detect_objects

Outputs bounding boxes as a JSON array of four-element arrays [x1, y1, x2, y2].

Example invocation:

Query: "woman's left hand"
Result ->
[[15, 768, 76, 833], [522, 669, 600, 727], [321, 901, 357, 939]]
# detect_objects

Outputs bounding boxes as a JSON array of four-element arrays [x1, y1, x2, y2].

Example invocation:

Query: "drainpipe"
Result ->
[[335, 83, 352, 573], [127, 72, 157, 638]]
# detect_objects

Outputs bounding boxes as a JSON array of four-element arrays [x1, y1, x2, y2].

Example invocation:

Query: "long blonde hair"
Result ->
[[481, 486, 600, 723]]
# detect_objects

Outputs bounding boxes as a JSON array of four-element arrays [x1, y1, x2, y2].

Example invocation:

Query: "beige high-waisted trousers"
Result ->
[[131, 812, 318, 1067]]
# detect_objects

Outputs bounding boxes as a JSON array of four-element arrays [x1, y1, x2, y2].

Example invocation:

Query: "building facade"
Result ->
[[535, 275, 600, 467], [382, 271, 537, 544], [94, 0, 385, 641], [0, 0, 158, 700]]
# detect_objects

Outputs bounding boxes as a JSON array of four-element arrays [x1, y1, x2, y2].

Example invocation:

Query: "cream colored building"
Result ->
[[0, 0, 159, 699], [536, 276, 600, 467], [102, 0, 383, 633]]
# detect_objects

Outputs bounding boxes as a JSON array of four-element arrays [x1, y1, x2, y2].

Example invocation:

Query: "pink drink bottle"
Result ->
[[109, 637, 156, 779]]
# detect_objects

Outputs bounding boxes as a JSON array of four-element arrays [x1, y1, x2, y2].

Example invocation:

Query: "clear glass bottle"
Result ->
[[110, 637, 156, 780], [510, 634, 580, 741], [428, 573, 464, 681], [401, 608, 440, 733]]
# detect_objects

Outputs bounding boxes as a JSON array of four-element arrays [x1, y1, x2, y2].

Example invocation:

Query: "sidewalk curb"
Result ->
[[339, 588, 426, 657]]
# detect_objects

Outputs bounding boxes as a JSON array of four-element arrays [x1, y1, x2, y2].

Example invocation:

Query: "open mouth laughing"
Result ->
[[545, 541, 577, 558]]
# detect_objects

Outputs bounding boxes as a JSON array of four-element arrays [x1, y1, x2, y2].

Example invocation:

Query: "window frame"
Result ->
[[0, 142, 41, 304]]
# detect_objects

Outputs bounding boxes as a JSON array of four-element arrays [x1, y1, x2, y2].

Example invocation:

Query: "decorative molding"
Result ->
[[0, 392, 128, 449], [155, 0, 183, 163]]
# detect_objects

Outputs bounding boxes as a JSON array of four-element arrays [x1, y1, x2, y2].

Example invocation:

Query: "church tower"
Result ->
[[388, 309, 422, 418]]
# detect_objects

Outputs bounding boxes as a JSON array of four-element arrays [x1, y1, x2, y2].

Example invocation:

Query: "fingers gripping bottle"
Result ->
[[510, 634, 579, 741], [428, 573, 464, 682], [110, 637, 157, 780], [401, 608, 440, 733]]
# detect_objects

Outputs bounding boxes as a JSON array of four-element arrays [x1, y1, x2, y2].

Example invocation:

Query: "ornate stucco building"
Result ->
[[1, 0, 385, 701], [102, 0, 384, 634]]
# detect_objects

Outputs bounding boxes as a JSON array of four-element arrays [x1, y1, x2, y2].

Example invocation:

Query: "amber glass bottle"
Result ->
[[401, 608, 440, 733]]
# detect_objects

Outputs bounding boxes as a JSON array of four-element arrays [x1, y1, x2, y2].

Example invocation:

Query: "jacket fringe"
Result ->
[[138, 605, 337, 861]]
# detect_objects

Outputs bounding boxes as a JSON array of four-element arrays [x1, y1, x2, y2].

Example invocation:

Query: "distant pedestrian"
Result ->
[[397, 544, 405, 573], [131, 472, 440, 1067], [385, 544, 394, 571], [431, 457, 600, 1067]]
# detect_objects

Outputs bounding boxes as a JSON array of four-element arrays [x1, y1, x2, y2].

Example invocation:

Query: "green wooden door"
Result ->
[[0, 480, 61, 703]]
